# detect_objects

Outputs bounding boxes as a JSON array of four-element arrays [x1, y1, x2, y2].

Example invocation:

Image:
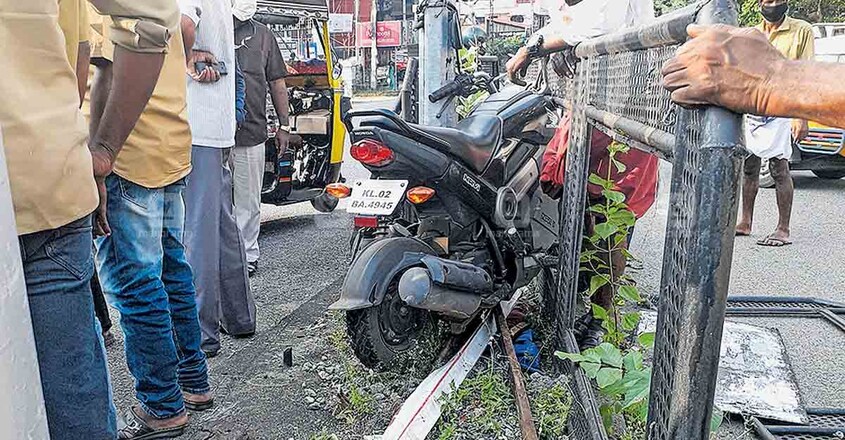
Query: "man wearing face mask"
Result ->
[[231, 0, 291, 277], [735, 0, 814, 247]]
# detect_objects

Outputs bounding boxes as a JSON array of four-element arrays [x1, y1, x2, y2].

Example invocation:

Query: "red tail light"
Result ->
[[353, 216, 379, 228], [351, 139, 394, 167]]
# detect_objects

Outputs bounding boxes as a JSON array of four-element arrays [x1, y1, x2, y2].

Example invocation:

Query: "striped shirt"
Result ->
[[181, 0, 237, 148]]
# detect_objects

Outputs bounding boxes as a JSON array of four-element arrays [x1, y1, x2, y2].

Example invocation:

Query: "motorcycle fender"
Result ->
[[329, 237, 435, 311]]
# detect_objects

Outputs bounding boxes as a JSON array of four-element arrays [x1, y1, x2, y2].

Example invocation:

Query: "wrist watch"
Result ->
[[526, 34, 545, 59]]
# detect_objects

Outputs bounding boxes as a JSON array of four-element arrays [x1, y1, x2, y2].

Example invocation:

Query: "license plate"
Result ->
[[347, 180, 407, 216]]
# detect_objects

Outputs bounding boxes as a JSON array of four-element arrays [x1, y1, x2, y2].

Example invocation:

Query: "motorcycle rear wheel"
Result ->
[[346, 279, 440, 372]]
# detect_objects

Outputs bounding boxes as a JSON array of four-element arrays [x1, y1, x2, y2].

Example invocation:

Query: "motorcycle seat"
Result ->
[[411, 114, 503, 174]]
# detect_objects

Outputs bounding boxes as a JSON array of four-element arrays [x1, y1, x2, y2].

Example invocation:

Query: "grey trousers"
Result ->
[[184, 145, 256, 352]]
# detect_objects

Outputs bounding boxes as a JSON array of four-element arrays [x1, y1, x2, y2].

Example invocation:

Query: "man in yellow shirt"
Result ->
[[735, 0, 814, 247], [0, 0, 178, 438], [89, 5, 214, 437]]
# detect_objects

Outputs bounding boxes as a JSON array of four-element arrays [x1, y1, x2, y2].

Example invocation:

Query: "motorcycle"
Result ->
[[328, 64, 562, 371]]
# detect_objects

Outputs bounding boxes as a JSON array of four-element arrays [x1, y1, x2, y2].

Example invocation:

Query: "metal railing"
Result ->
[[552, 1, 744, 439]]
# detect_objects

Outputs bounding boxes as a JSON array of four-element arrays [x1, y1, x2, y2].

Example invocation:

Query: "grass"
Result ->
[[533, 381, 573, 439], [434, 360, 516, 439]]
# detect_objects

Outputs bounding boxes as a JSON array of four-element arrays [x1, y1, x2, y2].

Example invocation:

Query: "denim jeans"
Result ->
[[96, 175, 210, 419], [20, 216, 117, 439]]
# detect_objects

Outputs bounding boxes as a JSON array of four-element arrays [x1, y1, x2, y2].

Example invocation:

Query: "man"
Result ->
[[664, 25, 845, 129], [181, 0, 257, 358], [0, 0, 178, 438], [232, 0, 291, 276], [89, 3, 214, 437], [734, 0, 814, 247], [508, 0, 656, 349]]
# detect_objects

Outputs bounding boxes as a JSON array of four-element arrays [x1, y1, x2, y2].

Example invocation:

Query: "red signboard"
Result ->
[[356, 21, 402, 47]]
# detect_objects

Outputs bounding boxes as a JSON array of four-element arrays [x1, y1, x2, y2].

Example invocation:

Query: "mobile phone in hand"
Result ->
[[195, 61, 228, 76]]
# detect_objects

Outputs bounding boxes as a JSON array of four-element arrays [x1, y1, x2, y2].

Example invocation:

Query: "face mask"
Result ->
[[232, 0, 257, 22], [761, 2, 788, 23]]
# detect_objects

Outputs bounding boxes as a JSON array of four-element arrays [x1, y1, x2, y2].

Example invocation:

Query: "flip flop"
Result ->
[[756, 235, 792, 247], [118, 407, 186, 440]]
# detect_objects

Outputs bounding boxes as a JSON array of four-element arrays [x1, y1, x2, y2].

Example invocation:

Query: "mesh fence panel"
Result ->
[[552, 1, 743, 438]]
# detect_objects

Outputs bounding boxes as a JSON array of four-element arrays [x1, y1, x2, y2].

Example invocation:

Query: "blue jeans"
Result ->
[[96, 175, 209, 419], [20, 216, 117, 439]]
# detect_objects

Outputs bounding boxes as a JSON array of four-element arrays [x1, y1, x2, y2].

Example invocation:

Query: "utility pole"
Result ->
[[370, 0, 378, 89], [353, 0, 360, 88], [418, 0, 459, 127], [0, 132, 50, 438]]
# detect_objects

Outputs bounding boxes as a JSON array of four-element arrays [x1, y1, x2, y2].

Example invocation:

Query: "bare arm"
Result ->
[[181, 14, 196, 64], [269, 78, 290, 127], [76, 41, 91, 106], [663, 25, 845, 129], [88, 62, 112, 138]]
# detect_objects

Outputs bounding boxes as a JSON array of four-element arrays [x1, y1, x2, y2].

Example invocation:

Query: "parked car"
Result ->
[[759, 34, 845, 187]]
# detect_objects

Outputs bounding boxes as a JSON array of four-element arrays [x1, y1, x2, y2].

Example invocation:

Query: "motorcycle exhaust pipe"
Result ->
[[397, 255, 495, 320]]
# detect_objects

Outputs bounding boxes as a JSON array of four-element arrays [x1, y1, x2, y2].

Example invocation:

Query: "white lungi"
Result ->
[[232, 142, 265, 263], [745, 116, 793, 160]]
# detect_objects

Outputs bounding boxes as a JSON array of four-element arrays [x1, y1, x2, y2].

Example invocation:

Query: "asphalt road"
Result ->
[[103, 97, 845, 438]]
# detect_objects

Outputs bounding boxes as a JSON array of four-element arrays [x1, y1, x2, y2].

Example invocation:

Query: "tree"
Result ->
[[655, 0, 845, 24]]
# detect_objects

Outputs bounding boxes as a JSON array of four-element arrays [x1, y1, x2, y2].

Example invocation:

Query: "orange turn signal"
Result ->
[[325, 183, 351, 199], [406, 186, 436, 205]]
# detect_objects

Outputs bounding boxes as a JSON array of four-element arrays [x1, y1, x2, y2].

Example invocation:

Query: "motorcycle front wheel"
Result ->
[[346, 278, 440, 372]]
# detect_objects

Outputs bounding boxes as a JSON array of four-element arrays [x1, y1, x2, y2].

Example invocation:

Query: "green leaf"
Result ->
[[621, 312, 641, 331], [588, 173, 613, 189], [588, 204, 608, 215], [618, 284, 642, 303], [620, 368, 651, 409], [556, 352, 588, 364], [599, 404, 615, 431], [589, 275, 609, 295], [594, 222, 617, 240], [581, 347, 603, 364], [638, 332, 656, 349], [613, 158, 627, 173], [602, 189, 626, 204], [595, 343, 623, 368], [710, 408, 725, 433], [591, 304, 609, 321], [581, 361, 601, 378], [596, 367, 623, 388], [623, 351, 644, 372], [608, 209, 636, 227]]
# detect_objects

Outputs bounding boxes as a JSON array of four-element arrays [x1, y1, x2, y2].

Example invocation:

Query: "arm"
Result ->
[[269, 78, 290, 153], [86, 0, 179, 234], [76, 41, 91, 106], [663, 25, 845, 129], [88, 61, 113, 137], [181, 14, 197, 63]]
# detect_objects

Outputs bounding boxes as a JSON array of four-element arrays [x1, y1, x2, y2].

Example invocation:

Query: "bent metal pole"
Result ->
[[0, 130, 51, 438], [418, 0, 459, 127]]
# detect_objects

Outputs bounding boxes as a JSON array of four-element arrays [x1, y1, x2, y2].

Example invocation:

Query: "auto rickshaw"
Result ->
[[255, 0, 350, 212]]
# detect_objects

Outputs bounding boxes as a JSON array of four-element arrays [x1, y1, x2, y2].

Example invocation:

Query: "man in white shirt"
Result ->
[[506, 0, 654, 77], [180, 0, 257, 358]]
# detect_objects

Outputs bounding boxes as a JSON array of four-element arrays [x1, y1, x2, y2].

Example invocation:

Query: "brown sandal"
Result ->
[[118, 407, 186, 440]]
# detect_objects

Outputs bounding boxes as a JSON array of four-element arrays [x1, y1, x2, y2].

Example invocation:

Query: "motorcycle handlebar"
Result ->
[[428, 79, 463, 103]]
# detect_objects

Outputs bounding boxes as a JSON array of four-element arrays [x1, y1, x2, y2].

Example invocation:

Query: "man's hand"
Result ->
[[662, 24, 786, 115], [275, 130, 291, 157], [506, 47, 530, 81], [188, 50, 221, 83], [792, 119, 809, 141], [90, 143, 116, 237]]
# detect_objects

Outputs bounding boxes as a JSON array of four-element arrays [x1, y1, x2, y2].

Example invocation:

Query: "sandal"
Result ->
[[756, 234, 792, 247], [118, 407, 186, 440]]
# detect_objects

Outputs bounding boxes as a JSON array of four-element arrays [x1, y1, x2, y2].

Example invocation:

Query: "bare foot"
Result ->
[[735, 222, 752, 236], [757, 228, 792, 247]]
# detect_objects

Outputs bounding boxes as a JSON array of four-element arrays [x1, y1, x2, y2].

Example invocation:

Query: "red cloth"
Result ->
[[540, 115, 659, 219]]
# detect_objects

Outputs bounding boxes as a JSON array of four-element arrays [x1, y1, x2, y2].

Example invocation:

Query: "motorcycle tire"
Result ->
[[345, 280, 441, 372]]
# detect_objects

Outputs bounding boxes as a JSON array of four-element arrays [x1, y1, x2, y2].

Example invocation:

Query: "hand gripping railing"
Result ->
[[551, 1, 744, 439]]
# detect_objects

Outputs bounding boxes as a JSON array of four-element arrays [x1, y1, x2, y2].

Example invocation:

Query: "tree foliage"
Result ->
[[655, 0, 845, 25]]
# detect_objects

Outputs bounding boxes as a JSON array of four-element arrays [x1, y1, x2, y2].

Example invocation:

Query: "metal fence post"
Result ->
[[417, 0, 459, 127], [0, 132, 51, 439], [646, 2, 742, 438]]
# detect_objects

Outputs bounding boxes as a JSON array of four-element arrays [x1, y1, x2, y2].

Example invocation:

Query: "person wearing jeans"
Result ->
[[89, 5, 212, 437], [1, 0, 178, 438]]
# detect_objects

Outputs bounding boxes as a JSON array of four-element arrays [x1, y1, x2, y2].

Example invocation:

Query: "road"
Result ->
[[103, 97, 845, 438]]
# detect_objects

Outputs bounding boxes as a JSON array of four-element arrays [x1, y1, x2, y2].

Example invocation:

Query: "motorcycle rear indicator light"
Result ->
[[350, 139, 394, 167], [406, 186, 436, 204], [325, 183, 351, 199], [353, 216, 379, 228]]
